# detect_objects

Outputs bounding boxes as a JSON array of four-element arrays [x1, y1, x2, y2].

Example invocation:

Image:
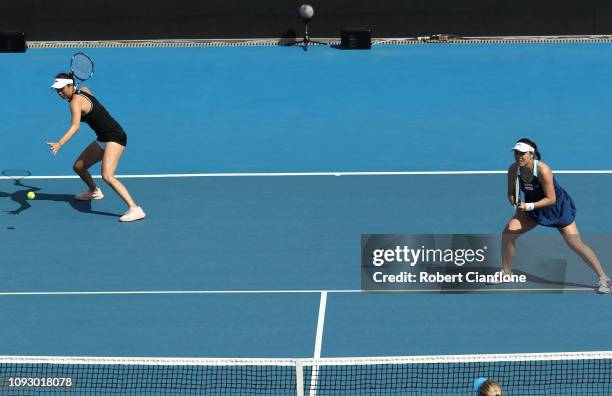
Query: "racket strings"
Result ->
[[71, 54, 94, 81]]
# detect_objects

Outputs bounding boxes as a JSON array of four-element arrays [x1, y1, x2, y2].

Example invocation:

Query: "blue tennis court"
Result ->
[[1, 40, 612, 394]]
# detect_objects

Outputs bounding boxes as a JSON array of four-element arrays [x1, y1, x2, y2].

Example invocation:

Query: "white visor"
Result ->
[[511, 142, 535, 153], [51, 78, 74, 89]]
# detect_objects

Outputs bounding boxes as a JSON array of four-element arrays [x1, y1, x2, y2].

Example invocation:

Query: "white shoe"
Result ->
[[120, 206, 146, 222], [597, 278, 611, 294], [75, 187, 104, 201]]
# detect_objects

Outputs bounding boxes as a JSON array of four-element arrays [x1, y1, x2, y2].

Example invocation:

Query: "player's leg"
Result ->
[[501, 211, 538, 273], [73, 140, 104, 198], [101, 142, 145, 222], [100, 142, 136, 207], [559, 221, 610, 292]]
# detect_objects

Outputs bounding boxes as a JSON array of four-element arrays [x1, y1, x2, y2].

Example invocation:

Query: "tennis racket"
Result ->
[[70, 52, 94, 87], [514, 173, 521, 209], [1, 169, 31, 187]]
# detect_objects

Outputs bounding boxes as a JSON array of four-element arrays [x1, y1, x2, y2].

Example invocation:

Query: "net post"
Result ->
[[308, 362, 319, 396], [295, 360, 304, 396]]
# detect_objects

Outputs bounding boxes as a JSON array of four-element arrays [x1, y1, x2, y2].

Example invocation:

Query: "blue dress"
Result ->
[[519, 160, 576, 228]]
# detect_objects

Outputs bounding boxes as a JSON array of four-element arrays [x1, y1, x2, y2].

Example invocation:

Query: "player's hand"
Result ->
[[46, 142, 61, 156], [516, 202, 527, 212]]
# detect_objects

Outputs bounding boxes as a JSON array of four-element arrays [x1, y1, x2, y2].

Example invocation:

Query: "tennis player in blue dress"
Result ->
[[501, 138, 610, 293]]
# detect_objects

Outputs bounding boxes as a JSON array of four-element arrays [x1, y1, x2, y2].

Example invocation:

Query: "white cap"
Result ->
[[511, 142, 535, 153], [50, 78, 74, 89]]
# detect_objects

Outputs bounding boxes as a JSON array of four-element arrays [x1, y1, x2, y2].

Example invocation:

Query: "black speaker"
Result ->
[[340, 28, 371, 50], [0, 32, 26, 53]]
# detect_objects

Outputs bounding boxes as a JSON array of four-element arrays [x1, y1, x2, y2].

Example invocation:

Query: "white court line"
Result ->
[[313, 292, 328, 359], [309, 291, 328, 396], [2, 170, 612, 180], [0, 290, 359, 296], [0, 287, 594, 296]]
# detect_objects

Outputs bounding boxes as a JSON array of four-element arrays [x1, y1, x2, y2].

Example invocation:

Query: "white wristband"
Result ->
[[525, 202, 535, 211]]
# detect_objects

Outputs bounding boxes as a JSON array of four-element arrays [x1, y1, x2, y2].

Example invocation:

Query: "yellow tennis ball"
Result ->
[[27, 191, 36, 200]]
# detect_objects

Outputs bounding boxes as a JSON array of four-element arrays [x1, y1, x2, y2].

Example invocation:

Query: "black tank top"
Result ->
[[75, 90, 127, 146], [519, 159, 564, 203], [518, 159, 576, 228]]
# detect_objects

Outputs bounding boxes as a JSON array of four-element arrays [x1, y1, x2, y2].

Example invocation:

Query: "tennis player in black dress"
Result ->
[[47, 73, 145, 222]]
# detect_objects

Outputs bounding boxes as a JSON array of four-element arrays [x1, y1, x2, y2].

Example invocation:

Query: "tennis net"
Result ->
[[1, 351, 611, 395]]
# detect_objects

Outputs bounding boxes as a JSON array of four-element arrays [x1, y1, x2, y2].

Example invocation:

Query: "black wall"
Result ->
[[2, 0, 612, 40]]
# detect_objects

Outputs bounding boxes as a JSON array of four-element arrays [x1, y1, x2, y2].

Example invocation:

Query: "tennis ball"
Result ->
[[27, 191, 35, 200]]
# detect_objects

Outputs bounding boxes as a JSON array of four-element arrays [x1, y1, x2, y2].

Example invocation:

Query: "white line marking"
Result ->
[[366, 288, 596, 292], [295, 361, 305, 396], [0, 288, 594, 296], [0, 290, 359, 296], [313, 292, 327, 359], [2, 170, 612, 180], [3, 350, 612, 365], [310, 291, 328, 396]]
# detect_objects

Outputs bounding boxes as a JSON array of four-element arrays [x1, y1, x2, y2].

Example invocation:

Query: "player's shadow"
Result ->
[[1, 180, 120, 217], [432, 265, 593, 294], [510, 269, 592, 289]]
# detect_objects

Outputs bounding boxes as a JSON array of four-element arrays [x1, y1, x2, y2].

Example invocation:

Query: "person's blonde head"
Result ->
[[479, 379, 503, 396]]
